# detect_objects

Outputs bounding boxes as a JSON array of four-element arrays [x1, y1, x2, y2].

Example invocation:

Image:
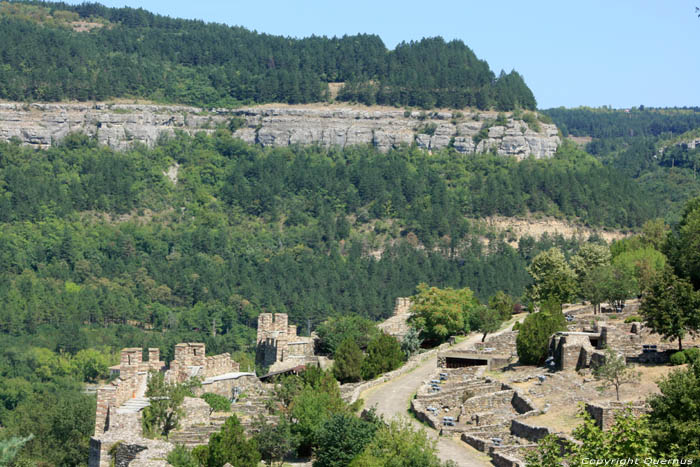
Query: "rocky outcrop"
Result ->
[[0, 103, 560, 158]]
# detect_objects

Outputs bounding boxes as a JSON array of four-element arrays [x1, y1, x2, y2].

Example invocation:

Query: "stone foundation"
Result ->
[[584, 401, 649, 430]]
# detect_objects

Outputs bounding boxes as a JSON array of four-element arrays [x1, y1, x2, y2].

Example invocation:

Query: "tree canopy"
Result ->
[[0, 1, 535, 110]]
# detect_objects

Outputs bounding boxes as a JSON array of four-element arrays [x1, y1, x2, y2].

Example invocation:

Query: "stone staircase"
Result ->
[[168, 424, 223, 447], [115, 397, 151, 414]]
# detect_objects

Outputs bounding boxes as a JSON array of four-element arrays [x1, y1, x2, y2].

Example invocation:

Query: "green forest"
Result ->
[[0, 1, 535, 110], [543, 106, 700, 223], [0, 2, 699, 465], [0, 127, 664, 464]]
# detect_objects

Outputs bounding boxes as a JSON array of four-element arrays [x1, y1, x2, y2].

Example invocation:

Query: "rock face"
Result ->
[[0, 103, 560, 158]]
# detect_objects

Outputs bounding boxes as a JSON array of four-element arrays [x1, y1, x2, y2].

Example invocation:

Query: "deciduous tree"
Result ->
[[593, 347, 641, 401], [641, 269, 700, 351]]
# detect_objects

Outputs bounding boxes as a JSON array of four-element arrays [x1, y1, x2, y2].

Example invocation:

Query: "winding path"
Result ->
[[360, 326, 517, 467]]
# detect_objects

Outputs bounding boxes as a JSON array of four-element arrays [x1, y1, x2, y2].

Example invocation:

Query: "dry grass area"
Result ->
[[482, 215, 630, 246], [568, 135, 593, 147], [526, 407, 582, 434], [482, 358, 683, 435]]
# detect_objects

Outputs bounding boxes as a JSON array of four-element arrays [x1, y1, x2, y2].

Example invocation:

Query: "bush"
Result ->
[[683, 347, 700, 363], [228, 116, 246, 132], [167, 445, 198, 467], [361, 333, 405, 380], [522, 112, 541, 132], [515, 299, 566, 365], [512, 321, 521, 331], [314, 413, 378, 467], [201, 393, 231, 414], [333, 338, 364, 383], [316, 316, 379, 355], [670, 351, 687, 366], [416, 122, 438, 136], [624, 315, 642, 323]]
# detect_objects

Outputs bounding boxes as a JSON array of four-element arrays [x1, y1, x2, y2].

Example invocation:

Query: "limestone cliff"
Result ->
[[0, 103, 560, 158]]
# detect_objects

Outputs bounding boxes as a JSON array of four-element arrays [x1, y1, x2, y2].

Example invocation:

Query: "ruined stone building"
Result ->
[[256, 312, 319, 372], [549, 320, 674, 371], [90, 343, 259, 467]]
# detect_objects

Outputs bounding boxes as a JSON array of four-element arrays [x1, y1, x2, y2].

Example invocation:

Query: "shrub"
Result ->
[[333, 338, 364, 383], [512, 321, 521, 331], [401, 327, 422, 358], [516, 299, 566, 365], [361, 333, 405, 380], [167, 445, 198, 467], [472, 127, 489, 145], [624, 315, 642, 323], [206, 415, 260, 467], [228, 116, 246, 132], [682, 347, 700, 363], [314, 413, 378, 467], [201, 393, 230, 414], [670, 351, 687, 366], [416, 122, 438, 136], [522, 112, 541, 132]]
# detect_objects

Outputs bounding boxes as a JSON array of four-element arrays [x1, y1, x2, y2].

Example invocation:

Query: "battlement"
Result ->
[[256, 313, 316, 369]]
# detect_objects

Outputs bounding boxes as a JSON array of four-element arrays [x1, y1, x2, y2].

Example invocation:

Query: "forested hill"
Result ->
[[0, 1, 536, 110], [540, 106, 700, 224]]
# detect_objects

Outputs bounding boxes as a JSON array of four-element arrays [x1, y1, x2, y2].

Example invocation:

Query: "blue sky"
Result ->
[[63, 0, 700, 109]]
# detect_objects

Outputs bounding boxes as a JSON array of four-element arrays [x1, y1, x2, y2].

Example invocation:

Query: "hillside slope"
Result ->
[[0, 1, 536, 110]]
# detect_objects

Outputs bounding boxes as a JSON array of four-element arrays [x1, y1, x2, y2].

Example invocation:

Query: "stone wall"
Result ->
[[584, 401, 649, 430], [0, 103, 560, 159], [551, 333, 596, 371], [510, 419, 551, 443], [167, 343, 240, 382], [256, 312, 318, 370], [203, 353, 240, 378], [197, 373, 260, 399], [91, 342, 247, 467], [491, 451, 525, 467], [510, 391, 537, 415], [600, 325, 643, 357], [462, 390, 516, 413], [377, 297, 413, 340], [341, 342, 451, 404], [472, 331, 519, 357]]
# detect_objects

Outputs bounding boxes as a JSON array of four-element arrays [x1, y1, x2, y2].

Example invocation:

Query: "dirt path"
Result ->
[[360, 326, 516, 466]]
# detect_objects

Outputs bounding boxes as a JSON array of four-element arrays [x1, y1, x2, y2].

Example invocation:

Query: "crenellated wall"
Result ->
[[91, 342, 246, 467]]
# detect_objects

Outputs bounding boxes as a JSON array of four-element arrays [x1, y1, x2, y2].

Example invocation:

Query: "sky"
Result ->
[[62, 0, 700, 109]]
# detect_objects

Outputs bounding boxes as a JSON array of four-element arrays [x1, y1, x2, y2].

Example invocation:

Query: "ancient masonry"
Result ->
[[411, 331, 543, 466], [0, 103, 560, 158], [90, 343, 260, 467], [377, 297, 413, 340], [550, 310, 675, 372], [584, 401, 649, 431], [256, 313, 318, 372]]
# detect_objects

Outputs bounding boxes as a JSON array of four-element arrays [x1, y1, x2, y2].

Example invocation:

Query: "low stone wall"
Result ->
[[410, 398, 440, 430], [462, 390, 515, 413], [510, 419, 551, 443], [462, 433, 491, 452], [491, 451, 525, 467], [584, 401, 649, 430], [343, 342, 451, 404], [180, 397, 210, 428], [510, 390, 537, 415]]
